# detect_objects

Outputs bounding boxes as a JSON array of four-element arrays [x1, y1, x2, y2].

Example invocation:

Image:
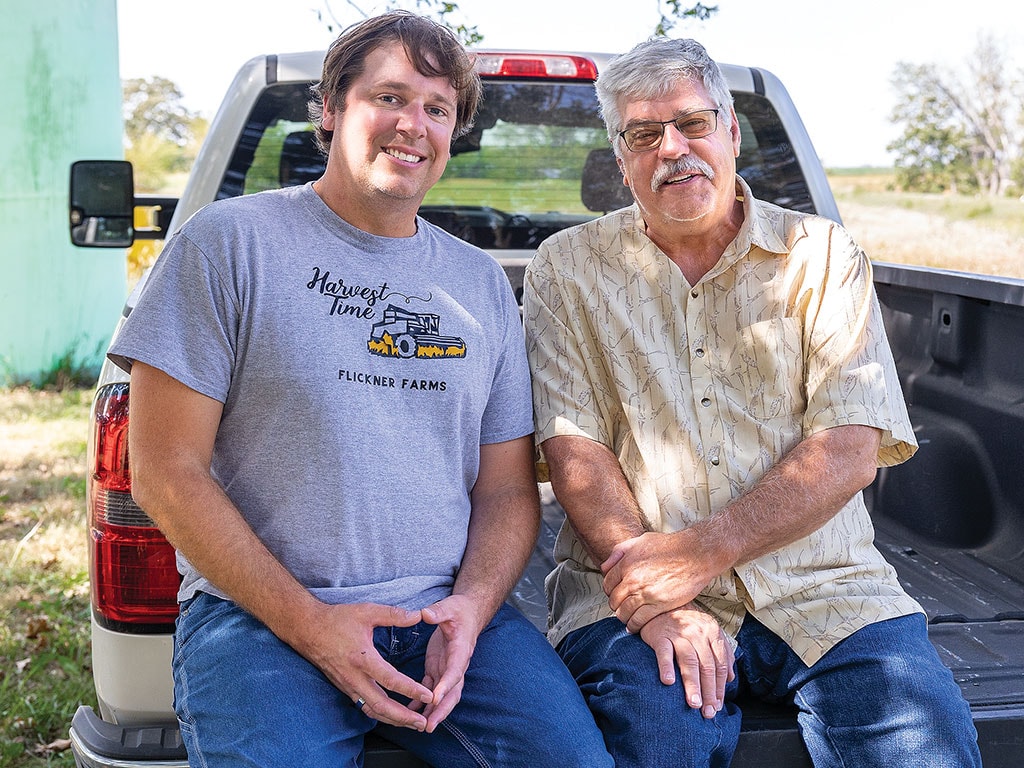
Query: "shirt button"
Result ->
[[701, 397, 711, 407], [691, 289, 699, 299], [710, 456, 721, 466], [695, 348, 705, 358]]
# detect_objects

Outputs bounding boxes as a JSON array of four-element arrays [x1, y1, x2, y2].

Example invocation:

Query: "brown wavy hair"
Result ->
[[308, 11, 481, 155]]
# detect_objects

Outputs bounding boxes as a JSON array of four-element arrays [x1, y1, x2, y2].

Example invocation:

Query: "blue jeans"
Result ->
[[558, 612, 982, 768], [172, 593, 612, 767]]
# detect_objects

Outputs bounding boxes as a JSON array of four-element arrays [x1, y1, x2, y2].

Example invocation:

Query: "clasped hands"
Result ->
[[304, 593, 480, 733], [601, 530, 736, 719]]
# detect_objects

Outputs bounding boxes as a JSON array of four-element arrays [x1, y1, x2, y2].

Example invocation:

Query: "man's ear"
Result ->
[[729, 107, 742, 157], [322, 95, 338, 130]]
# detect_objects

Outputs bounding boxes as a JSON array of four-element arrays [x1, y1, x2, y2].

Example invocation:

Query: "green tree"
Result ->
[[317, 0, 482, 44], [655, 1, 718, 36], [888, 34, 1023, 197], [122, 77, 209, 192], [888, 63, 975, 193]]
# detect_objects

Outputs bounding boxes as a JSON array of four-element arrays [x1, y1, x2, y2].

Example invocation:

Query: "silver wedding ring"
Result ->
[[356, 697, 366, 710]]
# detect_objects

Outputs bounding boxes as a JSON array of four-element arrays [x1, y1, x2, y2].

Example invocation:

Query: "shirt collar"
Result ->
[[733, 176, 790, 255]]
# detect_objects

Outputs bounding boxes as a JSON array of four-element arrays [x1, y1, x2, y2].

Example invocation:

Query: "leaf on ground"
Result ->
[[26, 615, 52, 638], [34, 738, 72, 755]]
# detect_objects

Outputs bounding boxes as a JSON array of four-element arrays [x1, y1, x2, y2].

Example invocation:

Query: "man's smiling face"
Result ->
[[322, 40, 457, 214], [615, 77, 741, 238]]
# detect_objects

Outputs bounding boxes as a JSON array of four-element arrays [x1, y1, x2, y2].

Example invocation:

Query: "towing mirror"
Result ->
[[69, 160, 134, 247]]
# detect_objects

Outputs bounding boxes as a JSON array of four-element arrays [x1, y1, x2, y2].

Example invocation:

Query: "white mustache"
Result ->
[[650, 157, 716, 192]]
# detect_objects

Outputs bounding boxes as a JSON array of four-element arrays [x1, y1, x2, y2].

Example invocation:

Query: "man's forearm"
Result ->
[[128, 363, 323, 645], [602, 424, 884, 631], [542, 434, 648, 565], [689, 423, 882, 568]]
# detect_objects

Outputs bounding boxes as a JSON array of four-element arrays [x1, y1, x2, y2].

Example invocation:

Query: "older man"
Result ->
[[524, 36, 981, 767]]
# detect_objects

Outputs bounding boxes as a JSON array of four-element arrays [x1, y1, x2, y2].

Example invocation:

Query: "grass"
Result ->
[[1, 387, 96, 768], [827, 168, 1024, 279]]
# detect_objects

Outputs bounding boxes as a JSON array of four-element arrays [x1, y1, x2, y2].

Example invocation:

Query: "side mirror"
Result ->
[[69, 160, 134, 247]]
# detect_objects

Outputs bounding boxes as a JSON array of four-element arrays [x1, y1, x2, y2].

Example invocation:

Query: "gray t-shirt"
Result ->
[[109, 183, 534, 609]]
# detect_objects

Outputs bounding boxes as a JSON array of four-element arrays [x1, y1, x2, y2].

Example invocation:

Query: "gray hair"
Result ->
[[596, 38, 734, 154]]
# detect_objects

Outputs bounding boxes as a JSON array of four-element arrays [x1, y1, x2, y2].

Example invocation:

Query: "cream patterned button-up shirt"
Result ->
[[524, 178, 922, 664]]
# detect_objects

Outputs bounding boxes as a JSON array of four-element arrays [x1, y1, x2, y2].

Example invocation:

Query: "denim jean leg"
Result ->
[[740, 613, 982, 768], [172, 593, 374, 768], [376, 604, 613, 768], [557, 616, 742, 768]]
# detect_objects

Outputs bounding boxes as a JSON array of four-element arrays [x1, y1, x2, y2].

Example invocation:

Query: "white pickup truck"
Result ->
[[68, 47, 1024, 767]]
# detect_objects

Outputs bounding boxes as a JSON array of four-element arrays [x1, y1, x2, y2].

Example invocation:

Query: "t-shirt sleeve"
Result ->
[[107, 227, 239, 404], [477, 267, 535, 446]]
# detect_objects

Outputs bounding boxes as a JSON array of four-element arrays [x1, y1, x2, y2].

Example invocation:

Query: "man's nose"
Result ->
[[396, 104, 428, 137], [658, 122, 691, 157]]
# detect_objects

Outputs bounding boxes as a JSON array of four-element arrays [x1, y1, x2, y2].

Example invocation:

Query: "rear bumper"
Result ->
[[69, 706, 187, 768], [68, 704, 428, 768]]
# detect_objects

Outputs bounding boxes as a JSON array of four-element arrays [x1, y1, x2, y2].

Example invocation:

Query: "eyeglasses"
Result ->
[[618, 108, 720, 152]]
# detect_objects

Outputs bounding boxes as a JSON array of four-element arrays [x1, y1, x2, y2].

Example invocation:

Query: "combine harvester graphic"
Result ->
[[368, 304, 467, 359]]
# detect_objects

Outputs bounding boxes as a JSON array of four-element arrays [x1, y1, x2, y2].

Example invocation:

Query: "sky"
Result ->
[[117, 0, 1022, 168]]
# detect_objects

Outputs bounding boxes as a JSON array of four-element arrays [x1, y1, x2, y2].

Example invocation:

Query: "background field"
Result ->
[[2, 171, 1022, 765], [830, 169, 1024, 279]]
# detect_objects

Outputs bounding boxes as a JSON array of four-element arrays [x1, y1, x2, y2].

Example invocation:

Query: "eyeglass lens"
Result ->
[[623, 109, 718, 151]]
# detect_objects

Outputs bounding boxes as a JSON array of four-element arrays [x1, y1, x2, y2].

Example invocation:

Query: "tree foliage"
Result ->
[[316, 0, 717, 45], [655, 1, 718, 37], [122, 77, 209, 192], [888, 34, 1023, 196], [317, 0, 482, 45]]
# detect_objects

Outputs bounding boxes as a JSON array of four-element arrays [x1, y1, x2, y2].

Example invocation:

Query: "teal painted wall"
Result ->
[[1, 1, 126, 385]]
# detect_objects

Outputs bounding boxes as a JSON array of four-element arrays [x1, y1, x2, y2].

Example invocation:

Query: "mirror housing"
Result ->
[[69, 161, 135, 247]]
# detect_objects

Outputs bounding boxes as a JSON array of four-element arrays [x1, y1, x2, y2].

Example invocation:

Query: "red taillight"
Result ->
[[88, 382, 180, 627], [473, 53, 598, 80]]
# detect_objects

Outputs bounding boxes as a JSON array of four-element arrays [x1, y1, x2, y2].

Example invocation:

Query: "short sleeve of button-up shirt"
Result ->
[[524, 179, 922, 663]]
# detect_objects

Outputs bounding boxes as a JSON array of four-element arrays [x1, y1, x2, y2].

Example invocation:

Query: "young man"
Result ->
[[110, 13, 610, 767], [524, 36, 982, 767]]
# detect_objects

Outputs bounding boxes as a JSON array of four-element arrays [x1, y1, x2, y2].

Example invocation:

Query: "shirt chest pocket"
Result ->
[[723, 317, 806, 420]]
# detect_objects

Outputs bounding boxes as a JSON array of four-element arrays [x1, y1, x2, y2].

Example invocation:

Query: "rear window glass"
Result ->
[[219, 79, 815, 246]]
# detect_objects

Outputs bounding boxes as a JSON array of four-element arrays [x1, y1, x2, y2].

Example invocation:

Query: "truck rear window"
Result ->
[[218, 79, 814, 247]]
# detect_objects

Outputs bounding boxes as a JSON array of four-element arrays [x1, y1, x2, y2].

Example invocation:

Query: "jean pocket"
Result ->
[[174, 592, 237, 662]]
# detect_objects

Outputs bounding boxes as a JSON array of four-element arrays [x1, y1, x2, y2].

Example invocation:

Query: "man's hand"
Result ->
[[301, 602, 434, 731], [416, 594, 485, 732], [601, 530, 725, 633], [639, 603, 735, 719]]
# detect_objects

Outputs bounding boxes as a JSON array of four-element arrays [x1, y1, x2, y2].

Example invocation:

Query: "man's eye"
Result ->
[[629, 128, 661, 144], [680, 117, 710, 134]]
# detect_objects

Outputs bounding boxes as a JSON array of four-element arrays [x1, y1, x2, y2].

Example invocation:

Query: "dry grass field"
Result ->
[[829, 170, 1024, 279]]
